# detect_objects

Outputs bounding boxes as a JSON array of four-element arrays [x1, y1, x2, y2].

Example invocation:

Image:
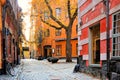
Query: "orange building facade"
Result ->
[[32, 0, 78, 59]]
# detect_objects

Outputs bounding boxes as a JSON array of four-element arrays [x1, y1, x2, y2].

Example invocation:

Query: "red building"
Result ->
[[78, 0, 120, 78], [0, 0, 21, 74]]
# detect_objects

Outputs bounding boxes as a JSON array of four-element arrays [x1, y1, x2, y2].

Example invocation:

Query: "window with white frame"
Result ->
[[44, 12, 49, 21], [113, 12, 120, 57], [56, 8, 61, 19]]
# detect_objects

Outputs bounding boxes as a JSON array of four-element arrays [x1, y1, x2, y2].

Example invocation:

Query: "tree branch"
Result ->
[[69, 8, 78, 28], [67, 0, 71, 19], [40, 17, 62, 29], [44, 0, 67, 29], [72, 8, 78, 21]]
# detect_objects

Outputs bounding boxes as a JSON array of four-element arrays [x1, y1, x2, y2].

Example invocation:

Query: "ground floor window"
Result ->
[[113, 12, 120, 57], [56, 45, 62, 56], [89, 24, 100, 64]]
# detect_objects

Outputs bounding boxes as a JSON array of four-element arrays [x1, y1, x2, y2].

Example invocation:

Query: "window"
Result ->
[[56, 45, 62, 56], [44, 29, 50, 37], [76, 25, 78, 34], [76, 43, 78, 55], [44, 12, 49, 21], [56, 8, 61, 19], [112, 12, 120, 57], [55, 29, 61, 36], [46, 29, 50, 37]]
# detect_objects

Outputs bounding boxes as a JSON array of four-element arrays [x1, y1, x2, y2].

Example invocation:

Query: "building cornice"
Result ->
[[80, 4, 120, 30]]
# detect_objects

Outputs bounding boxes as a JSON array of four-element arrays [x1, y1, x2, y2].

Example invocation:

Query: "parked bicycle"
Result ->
[[5, 56, 15, 76]]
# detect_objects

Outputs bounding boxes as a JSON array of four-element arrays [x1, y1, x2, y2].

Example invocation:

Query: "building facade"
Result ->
[[0, 0, 21, 74], [31, 0, 78, 59], [78, 0, 120, 78], [0, 0, 6, 73]]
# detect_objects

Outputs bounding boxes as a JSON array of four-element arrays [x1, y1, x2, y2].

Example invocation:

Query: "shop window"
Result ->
[[56, 45, 62, 56], [112, 12, 120, 57]]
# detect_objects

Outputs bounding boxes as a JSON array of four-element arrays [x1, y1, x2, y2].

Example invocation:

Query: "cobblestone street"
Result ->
[[0, 59, 100, 80], [18, 59, 99, 80]]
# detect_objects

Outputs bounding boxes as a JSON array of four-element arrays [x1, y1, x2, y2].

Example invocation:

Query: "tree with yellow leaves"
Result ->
[[31, 0, 78, 62]]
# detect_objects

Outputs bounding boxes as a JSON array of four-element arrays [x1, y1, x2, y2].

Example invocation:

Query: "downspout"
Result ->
[[105, 0, 110, 79]]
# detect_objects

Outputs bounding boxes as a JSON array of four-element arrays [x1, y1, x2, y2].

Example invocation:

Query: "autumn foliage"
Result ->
[[31, 0, 78, 62]]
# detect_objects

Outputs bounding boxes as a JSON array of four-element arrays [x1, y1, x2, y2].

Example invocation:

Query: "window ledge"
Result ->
[[89, 64, 101, 68]]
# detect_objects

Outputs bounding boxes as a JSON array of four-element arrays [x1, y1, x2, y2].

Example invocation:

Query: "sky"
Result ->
[[18, 0, 32, 41]]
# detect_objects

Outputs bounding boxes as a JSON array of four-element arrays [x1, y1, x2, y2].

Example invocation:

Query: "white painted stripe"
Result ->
[[78, 30, 81, 36], [80, 4, 120, 30], [79, 38, 88, 45], [78, 50, 80, 55], [100, 53, 107, 60], [82, 14, 106, 29], [83, 54, 88, 60], [100, 30, 112, 40], [79, 0, 102, 17], [78, 36, 80, 42], [110, 4, 120, 15], [78, 45, 82, 50], [78, 0, 87, 8]]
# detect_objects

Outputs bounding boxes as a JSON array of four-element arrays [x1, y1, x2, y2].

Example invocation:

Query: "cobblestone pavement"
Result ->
[[0, 59, 100, 80], [0, 63, 23, 80], [18, 59, 99, 80]]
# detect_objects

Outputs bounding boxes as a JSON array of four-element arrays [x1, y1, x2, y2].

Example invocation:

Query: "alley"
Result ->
[[18, 59, 99, 80]]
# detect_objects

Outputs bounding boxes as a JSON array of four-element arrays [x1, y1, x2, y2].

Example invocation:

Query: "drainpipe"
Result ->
[[104, 0, 110, 79]]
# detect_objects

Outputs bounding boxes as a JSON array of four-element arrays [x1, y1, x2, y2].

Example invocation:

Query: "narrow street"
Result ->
[[18, 59, 98, 80]]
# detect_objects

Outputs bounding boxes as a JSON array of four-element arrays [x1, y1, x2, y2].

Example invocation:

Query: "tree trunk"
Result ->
[[66, 27, 72, 62]]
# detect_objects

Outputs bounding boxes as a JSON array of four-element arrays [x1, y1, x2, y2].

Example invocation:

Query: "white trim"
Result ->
[[100, 53, 107, 60], [78, 0, 87, 8], [79, 38, 88, 45], [82, 14, 106, 29], [80, 0, 102, 17], [83, 54, 88, 60], [100, 30, 112, 40], [78, 30, 81, 36], [110, 4, 120, 15], [81, 4, 120, 30], [78, 45, 82, 50], [78, 50, 80, 55]]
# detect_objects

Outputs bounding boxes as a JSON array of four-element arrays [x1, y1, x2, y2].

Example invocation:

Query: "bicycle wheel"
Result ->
[[6, 63, 15, 76]]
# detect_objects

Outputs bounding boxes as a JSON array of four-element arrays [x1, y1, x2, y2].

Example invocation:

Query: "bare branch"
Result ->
[[44, 0, 67, 29], [67, 0, 71, 19], [44, 0, 53, 14], [40, 17, 62, 29], [71, 8, 78, 22]]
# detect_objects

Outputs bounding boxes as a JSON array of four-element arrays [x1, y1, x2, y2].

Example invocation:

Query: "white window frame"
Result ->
[[112, 11, 120, 58]]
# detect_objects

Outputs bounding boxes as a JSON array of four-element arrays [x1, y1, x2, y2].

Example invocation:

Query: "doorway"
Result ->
[[43, 45, 51, 59], [90, 24, 100, 64]]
